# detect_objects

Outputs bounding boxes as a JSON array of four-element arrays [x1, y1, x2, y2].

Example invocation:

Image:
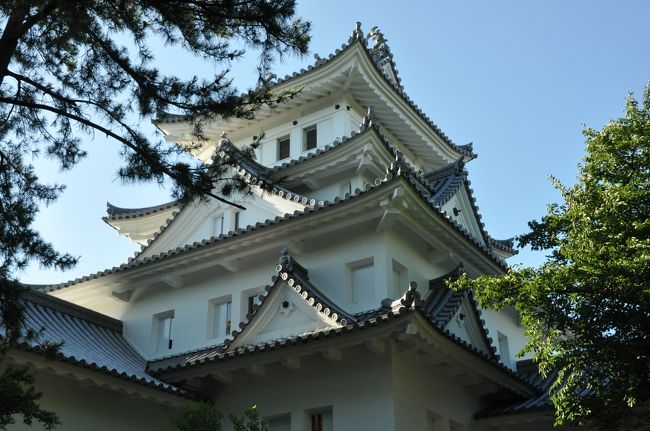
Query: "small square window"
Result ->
[[267, 414, 291, 431], [303, 125, 317, 150], [277, 135, 290, 160], [498, 331, 511, 367]]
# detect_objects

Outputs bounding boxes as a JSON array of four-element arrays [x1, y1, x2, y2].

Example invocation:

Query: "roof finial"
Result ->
[[400, 281, 421, 308], [367, 26, 400, 87], [368, 26, 386, 49], [350, 21, 364, 42]]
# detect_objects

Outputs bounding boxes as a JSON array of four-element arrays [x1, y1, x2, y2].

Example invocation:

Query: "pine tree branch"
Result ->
[[0, 96, 246, 209]]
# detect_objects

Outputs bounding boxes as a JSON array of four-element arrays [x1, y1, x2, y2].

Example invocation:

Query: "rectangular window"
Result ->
[[303, 125, 317, 150], [277, 135, 290, 160], [213, 215, 224, 236], [349, 258, 374, 305], [210, 298, 232, 338], [392, 260, 407, 298], [234, 211, 241, 230], [309, 408, 332, 431], [498, 331, 511, 367], [154, 310, 174, 352], [247, 293, 262, 314]]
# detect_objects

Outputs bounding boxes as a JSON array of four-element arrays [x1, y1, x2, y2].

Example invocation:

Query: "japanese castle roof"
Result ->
[[35, 146, 517, 295], [104, 201, 181, 222], [16, 289, 194, 399], [156, 23, 476, 165], [34, 153, 513, 294]]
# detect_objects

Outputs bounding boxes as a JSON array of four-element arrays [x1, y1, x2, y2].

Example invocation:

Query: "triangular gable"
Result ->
[[441, 186, 487, 247], [424, 265, 497, 360], [444, 296, 494, 357], [137, 180, 309, 260], [225, 250, 355, 350]]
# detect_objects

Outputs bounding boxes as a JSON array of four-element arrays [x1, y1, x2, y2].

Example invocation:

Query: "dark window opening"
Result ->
[[311, 413, 323, 431], [278, 136, 290, 160], [304, 125, 317, 150]]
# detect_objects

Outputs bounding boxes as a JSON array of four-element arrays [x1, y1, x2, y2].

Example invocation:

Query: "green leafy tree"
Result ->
[[173, 403, 267, 431], [452, 86, 650, 430], [0, 1, 309, 428]]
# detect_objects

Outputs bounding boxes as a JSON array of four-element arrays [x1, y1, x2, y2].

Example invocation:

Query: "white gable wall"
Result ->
[[441, 187, 486, 247], [139, 188, 304, 260]]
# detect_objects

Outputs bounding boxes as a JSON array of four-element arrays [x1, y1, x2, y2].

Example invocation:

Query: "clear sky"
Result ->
[[22, 1, 650, 284]]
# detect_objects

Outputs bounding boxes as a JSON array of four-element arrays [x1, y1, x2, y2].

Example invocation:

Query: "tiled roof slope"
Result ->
[[423, 265, 498, 360], [215, 137, 322, 208], [129, 135, 322, 261], [17, 289, 194, 399], [424, 265, 468, 327], [487, 236, 518, 256]]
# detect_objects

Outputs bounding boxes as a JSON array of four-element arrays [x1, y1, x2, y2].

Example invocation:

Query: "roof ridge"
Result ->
[[222, 248, 356, 350], [488, 236, 518, 255], [38, 156, 510, 292]]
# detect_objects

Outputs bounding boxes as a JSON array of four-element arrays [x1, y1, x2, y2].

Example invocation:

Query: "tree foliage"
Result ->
[[0, 1, 309, 428], [173, 403, 267, 431], [451, 86, 650, 429]]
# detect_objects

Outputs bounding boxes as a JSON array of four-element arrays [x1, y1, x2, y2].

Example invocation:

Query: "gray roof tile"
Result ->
[[18, 290, 194, 399]]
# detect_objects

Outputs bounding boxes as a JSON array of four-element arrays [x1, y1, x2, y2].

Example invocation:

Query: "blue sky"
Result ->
[[22, 1, 650, 284]]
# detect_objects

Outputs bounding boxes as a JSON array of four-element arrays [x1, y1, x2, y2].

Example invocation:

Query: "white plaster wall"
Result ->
[[209, 346, 395, 431], [123, 227, 395, 358], [307, 173, 366, 202], [248, 103, 359, 168], [123, 263, 275, 360], [441, 193, 483, 248], [480, 308, 531, 368], [139, 190, 303, 259], [121, 219, 528, 360], [391, 349, 483, 430], [7, 371, 179, 431], [383, 229, 460, 299]]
